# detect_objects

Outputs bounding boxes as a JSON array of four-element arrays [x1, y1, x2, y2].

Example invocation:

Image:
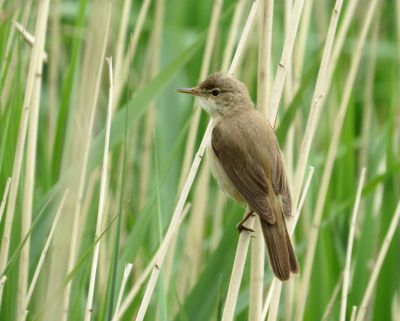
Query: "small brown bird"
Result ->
[[177, 72, 299, 281]]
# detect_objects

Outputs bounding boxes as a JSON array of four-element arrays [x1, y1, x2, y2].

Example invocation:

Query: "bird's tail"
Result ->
[[260, 218, 299, 281]]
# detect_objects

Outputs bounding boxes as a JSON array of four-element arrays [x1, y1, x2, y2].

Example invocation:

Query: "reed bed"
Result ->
[[0, 0, 399, 320]]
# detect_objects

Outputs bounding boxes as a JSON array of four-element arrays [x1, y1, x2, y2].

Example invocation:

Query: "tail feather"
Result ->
[[286, 226, 300, 274], [260, 218, 299, 281]]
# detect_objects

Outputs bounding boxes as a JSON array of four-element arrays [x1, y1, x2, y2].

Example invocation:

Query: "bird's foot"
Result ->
[[236, 222, 255, 233], [236, 210, 256, 233]]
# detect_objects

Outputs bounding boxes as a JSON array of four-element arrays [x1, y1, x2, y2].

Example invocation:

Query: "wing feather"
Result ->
[[211, 111, 292, 222]]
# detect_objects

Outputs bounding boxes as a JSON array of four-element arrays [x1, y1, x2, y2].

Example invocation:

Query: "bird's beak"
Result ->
[[176, 87, 202, 96]]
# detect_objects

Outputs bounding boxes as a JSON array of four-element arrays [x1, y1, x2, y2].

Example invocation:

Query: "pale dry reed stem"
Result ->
[[0, 0, 50, 304], [114, 0, 151, 106], [321, 274, 343, 320], [397, 0, 400, 58], [262, 276, 277, 319], [18, 61, 43, 320], [263, 0, 326, 300], [372, 157, 386, 219], [221, 0, 246, 71], [391, 293, 400, 321], [359, 19, 379, 171], [0, 177, 11, 224], [355, 201, 400, 321], [229, 0, 259, 74], [267, 283, 282, 321], [178, 162, 210, 299], [112, 263, 133, 321], [61, 9, 112, 321], [283, 0, 293, 106], [295, 1, 379, 318], [291, 0, 343, 211], [256, 0, 273, 115], [139, 0, 165, 209], [210, 0, 250, 256], [18, 5, 51, 311], [84, 55, 114, 321], [340, 168, 366, 321], [0, 276, 6, 303], [222, 209, 256, 321], [136, 1, 261, 318], [2, 3, 34, 98], [114, 204, 191, 321], [267, 0, 305, 126], [291, 166, 314, 232], [249, 218, 264, 321], [283, 0, 294, 185], [165, 0, 223, 287], [293, 0, 313, 87], [326, 0, 360, 90], [210, 191, 227, 250], [262, 166, 314, 319], [134, 126, 214, 321], [350, 306, 358, 321], [249, 1, 273, 318], [47, 0, 61, 150], [113, 0, 133, 113], [13, 21, 48, 61], [21, 190, 69, 321], [220, 2, 282, 319], [176, 0, 224, 194]]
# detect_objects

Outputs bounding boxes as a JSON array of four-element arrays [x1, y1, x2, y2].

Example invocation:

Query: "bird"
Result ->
[[176, 72, 299, 281]]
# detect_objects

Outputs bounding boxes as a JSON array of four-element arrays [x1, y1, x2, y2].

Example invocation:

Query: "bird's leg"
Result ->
[[236, 209, 255, 233]]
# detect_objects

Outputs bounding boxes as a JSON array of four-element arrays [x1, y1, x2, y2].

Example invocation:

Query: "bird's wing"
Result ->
[[212, 111, 292, 220]]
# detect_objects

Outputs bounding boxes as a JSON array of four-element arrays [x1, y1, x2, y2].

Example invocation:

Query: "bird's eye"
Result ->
[[211, 89, 220, 96]]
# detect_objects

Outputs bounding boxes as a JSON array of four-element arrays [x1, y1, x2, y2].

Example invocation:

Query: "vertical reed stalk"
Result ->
[[47, 0, 60, 150], [229, 0, 259, 75], [0, 2, 50, 307], [340, 168, 366, 321], [295, 1, 379, 318], [18, 69, 42, 321], [139, 0, 165, 209], [249, 1, 273, 319], [321, 274, 343, 320], [350, 306, 358, 321], [84, 55, 114, 321], [21, 190, 68, 321], [133, 121, 213, 320], [61, 8, 112, 320], [262, 166, 314, 319], [222, 208, 255, 321], [112, 263, 133, 321], [267, 0, 305, 125], [355, 202, 400, 321], [0, 177, 11, 224], [291, 0, 343, 211], [177, 162, 210, 299], [221, 0, 246, 71], [164, 0, 224, 289], [223, 0, 308, 314], [210, 191, 227, 250], [113, 0, 133, 113], [113, 204, 191, 321], [209, 0, 247, 256], [114, 0, 152, 106], [293, 0, 313, 88]]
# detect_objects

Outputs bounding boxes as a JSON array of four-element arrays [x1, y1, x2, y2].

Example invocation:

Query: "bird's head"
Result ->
[[177, 72, 253, 117]]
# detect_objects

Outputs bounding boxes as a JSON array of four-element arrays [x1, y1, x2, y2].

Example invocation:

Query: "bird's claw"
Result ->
[[236, 223, 255, 233]]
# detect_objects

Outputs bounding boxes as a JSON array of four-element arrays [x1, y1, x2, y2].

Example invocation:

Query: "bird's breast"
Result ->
[[207, 132, 245, 205]]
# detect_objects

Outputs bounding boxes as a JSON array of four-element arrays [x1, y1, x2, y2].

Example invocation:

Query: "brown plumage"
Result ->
[[177, 72, 299, 281]]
